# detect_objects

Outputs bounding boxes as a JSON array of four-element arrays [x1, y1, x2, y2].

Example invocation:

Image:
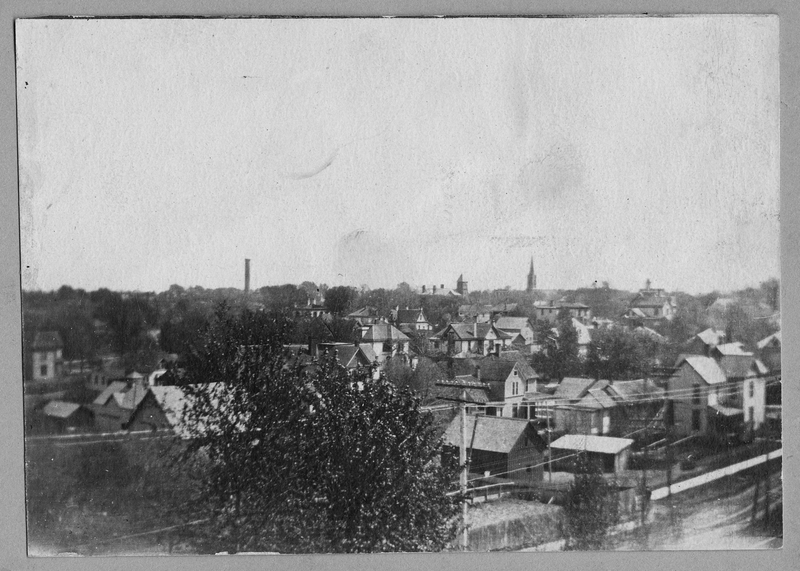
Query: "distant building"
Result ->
[[623, 279, 676, 323], [420, 276, 466, 297], [534, 301, 591, 324], [346, 306, 380, 328], [493, 316, 537, 348], [30, 331, 64, 382], [456, 274, 469, 296], [550, 434, 633, 474]]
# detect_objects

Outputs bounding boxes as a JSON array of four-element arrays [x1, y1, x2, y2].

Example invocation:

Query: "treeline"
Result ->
[[23, 278, 780, 374]]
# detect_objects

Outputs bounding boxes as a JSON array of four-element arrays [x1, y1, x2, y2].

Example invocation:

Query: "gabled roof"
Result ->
[[112, 385, 148, 410], [605, 379, 664, 403], [332, 345, 371, 369], [93, 381, 129, 406], [550, 434, 633, 455], [552, 377, 597, 401], [678, 356, 727, 385], [443, 415, 544, 454], [696, 328, 726, 347], [32, 331, 63, 351], [42, 400, 82, 419], [362, 322, 410, 343], [395, 308, 427, 325], [494, 316, 534, 332], [581, 388, 617, 409], [757, 331, 781, 350]]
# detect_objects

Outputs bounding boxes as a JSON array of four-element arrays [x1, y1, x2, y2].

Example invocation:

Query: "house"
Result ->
[[604, 379, 665, 436], [30, 331, 64, 382], [443, 415, 547, 486], [458, 304, 493, 324], [667, 353, 767, 440], [86, 363, 128, 391], [757, 331, 781, 373], [39, 400, 93, 434], [550, 434, 634, 473], [361, 320, 411, 362], [392, 307, 432, 333], [683, 328, 727, 356], [346, 306, 380, 328], [494, 316, 536, 349], [91, 380, 148, 432], [294, 301, 331, 319], [477, 357, 539, 418], [553, 383, 617, 436], [534, 301, 592, 324], [430, 322, 513, 357], [624, 280, 676, 323]]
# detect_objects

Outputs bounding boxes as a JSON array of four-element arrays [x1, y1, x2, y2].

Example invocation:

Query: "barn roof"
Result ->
[[443, 415, 542, 454], [550, 434, 634, 455], [679, 356, 727, 385]]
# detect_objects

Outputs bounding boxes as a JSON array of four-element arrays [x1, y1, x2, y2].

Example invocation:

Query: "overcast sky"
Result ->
[[16, 16, 779, 294]]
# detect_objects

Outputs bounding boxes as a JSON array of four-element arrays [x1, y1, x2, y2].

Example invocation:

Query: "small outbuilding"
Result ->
[[549, 434, 634, 474]]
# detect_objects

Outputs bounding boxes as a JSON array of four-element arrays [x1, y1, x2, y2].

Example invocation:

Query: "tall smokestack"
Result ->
[[245, 259, 251, 294]]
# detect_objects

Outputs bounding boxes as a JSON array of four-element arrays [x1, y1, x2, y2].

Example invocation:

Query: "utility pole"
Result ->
[[546, 400, 552, 484], [460, 389, 468, 551]]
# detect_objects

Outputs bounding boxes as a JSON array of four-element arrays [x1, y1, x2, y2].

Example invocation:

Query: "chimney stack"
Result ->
[[244, 259, 251, 294], [422, 285, 426, 293]]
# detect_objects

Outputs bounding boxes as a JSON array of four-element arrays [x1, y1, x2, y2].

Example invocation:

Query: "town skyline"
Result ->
[[17, 17, 779, 296]]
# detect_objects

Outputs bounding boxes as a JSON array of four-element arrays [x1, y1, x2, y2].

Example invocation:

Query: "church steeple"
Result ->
[[526, 257, 537, 293]]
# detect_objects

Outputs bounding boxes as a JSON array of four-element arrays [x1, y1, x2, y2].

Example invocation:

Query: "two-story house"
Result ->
[[624, 280, 676, 324], [534, 301, 592, 324], [430, 322, 513, 357], [30, 331, 64, 382], [391, 307, 432, 333]]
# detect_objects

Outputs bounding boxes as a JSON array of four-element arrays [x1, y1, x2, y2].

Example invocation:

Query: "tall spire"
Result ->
[[526, 257, 537, 293]]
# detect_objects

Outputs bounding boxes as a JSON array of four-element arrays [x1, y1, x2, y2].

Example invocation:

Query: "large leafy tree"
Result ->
[[178, 305, 459, 553], [532, 312, 583, 381], [585, 327, 654, 380]]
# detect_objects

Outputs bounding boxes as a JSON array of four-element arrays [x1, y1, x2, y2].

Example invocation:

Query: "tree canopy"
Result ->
[[178, 306, 459, 553], [562, 453, 619, 550]]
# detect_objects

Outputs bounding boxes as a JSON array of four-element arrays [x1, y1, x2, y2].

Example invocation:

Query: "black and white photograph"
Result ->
[[15, 15, 782, 555]]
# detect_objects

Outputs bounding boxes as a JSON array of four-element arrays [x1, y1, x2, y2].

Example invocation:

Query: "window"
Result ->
[[749, 381, 755, 398], [692, 409, 701, 431], [40, 365, 48, 376], [512, 381, 519, 396], [748, 406, 754, 422]]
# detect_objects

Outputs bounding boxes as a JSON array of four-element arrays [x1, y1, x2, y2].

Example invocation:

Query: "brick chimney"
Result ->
[[244, 258, 251, 294]]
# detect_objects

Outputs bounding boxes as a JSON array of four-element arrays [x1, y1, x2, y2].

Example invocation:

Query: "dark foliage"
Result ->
[[177, 306, 459, 553]]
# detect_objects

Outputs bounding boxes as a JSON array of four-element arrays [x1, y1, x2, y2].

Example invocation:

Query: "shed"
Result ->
[[550, 434, 634, 473], [40, 400, 93, 433], [443, 415, 547, 485]]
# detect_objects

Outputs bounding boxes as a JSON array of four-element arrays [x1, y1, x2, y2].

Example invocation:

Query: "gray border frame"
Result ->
[[2, 2, 797, 570]]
